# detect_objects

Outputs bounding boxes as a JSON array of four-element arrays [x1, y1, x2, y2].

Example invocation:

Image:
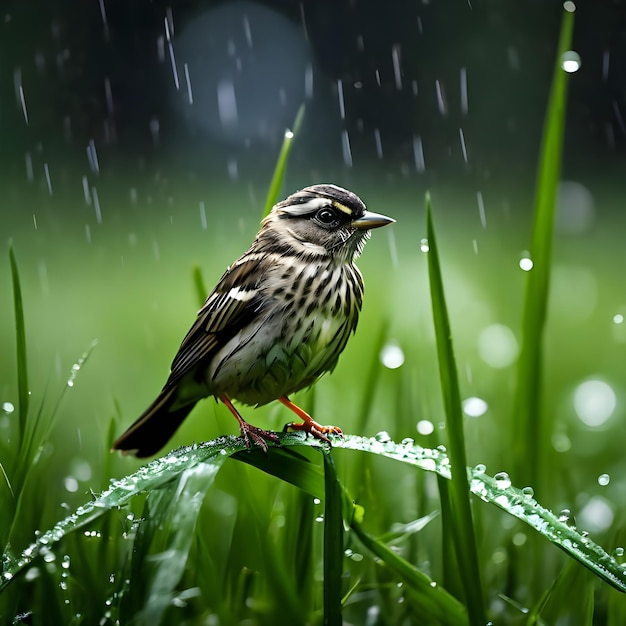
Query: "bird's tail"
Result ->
[[111, 386, 195, 458]]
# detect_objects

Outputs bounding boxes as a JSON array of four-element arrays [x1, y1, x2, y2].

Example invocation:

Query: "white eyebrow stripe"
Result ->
[[281, 197, 330, 215]]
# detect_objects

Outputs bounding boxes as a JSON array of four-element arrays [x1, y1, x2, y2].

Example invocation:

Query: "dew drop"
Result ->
[[374, 431, 391, 443], [561, 50, 581, 73], [494, 472, 512, 489]]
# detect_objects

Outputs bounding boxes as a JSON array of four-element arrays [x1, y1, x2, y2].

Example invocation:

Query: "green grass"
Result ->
[[4, 5, 626, 625]]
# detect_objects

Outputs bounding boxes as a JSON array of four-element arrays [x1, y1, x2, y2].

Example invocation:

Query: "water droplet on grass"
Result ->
[[494, 472, 511, 489]]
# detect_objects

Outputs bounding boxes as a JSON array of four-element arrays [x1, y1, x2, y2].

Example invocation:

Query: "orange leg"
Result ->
[[279, 396, 343, 444], [220, 394, 280, 453]]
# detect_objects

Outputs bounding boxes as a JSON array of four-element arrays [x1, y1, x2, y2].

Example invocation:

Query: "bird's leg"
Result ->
[[279, 396, 343, 443], [220, 394, 280, 453]]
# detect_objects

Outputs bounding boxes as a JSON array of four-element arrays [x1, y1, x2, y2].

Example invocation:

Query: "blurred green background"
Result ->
[[1, 0, 626, 561]]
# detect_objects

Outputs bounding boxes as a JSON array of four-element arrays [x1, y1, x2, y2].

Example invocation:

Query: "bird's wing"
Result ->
[[164, 252, 270, 387]]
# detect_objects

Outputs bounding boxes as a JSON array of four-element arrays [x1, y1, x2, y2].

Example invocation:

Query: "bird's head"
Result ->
[[261, 184, 395, 262]]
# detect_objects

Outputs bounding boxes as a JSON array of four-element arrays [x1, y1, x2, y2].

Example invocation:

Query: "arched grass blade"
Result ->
[[3, 433, 625, 602]]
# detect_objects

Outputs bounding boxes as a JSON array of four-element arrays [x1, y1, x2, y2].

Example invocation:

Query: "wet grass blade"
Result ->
[[262, 103, 305, 218], [351, 521, 468, 626], [513, 6, 575, 491], [426, 197, 486, 623], [192, 264, 208, 308], [323, 450, 344, 626], [3, 434, 625, 600], [9, 244, 28, 447], [124, 462, 222, 624]]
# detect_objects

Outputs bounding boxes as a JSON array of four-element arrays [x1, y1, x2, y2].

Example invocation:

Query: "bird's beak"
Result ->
[[351, 210, 396, 230]]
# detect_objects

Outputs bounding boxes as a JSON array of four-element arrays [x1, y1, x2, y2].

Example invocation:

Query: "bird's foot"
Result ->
[[239, 421, 281, 453], [278, 396, 343, 444], [282, 419, 343, 444]]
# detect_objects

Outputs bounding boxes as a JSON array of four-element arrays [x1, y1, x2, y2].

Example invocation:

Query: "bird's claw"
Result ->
[[283, 420, 343, 444], [239, 422, 281, 453]]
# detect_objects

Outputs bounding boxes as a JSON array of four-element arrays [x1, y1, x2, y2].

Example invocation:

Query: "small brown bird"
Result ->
[[112, 184, 394, 457]]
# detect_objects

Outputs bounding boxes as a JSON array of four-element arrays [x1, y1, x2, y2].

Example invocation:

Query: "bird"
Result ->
[[112, 184, 394, 457]]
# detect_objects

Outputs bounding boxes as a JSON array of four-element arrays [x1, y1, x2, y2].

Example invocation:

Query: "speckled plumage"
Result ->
[[112, 184, 394, 457]]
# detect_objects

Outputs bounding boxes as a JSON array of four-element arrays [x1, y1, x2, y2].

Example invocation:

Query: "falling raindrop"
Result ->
[[613, 314, 623, 324], [2, 402, 14, 414], [14, 68, 29, 125], [413, 135, 425, 172], [341, 130, 352, 167], [337, 79, 346, 120], [165, 14, 180, 89], [391, 44, 402, 90], [460, 67, 468, 115], [242, 14, 253, 47], [435, 79, 447, 116], [373, 128, 383, 159], [82, 176, 91, 205], [92, 187, 102, 224], [476, 191, 486, 228], [598, 473, 610, 486], [420, 238, 429, 252], [459, 128, 468, 163], [43, 163, 53, 195], [87, 139, 99, 174], [199, 202, 207, 229], [183, 63, 193, 104]]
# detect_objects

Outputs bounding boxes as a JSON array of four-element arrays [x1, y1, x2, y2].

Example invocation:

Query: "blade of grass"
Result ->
[[513, 5, 575, 492], [4, 434, 625, 597], [351, 520, 468, 626], [323, 450, 343, 626], [124, 461, 222, 624], [262, 103, 305, 219], [9, 244, 28, 448], [426, 197, 486, 624], [192, 264, 208, 308]]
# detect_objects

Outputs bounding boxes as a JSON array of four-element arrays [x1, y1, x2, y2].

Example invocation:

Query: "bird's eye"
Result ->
[[314, 207, 338, 226]]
